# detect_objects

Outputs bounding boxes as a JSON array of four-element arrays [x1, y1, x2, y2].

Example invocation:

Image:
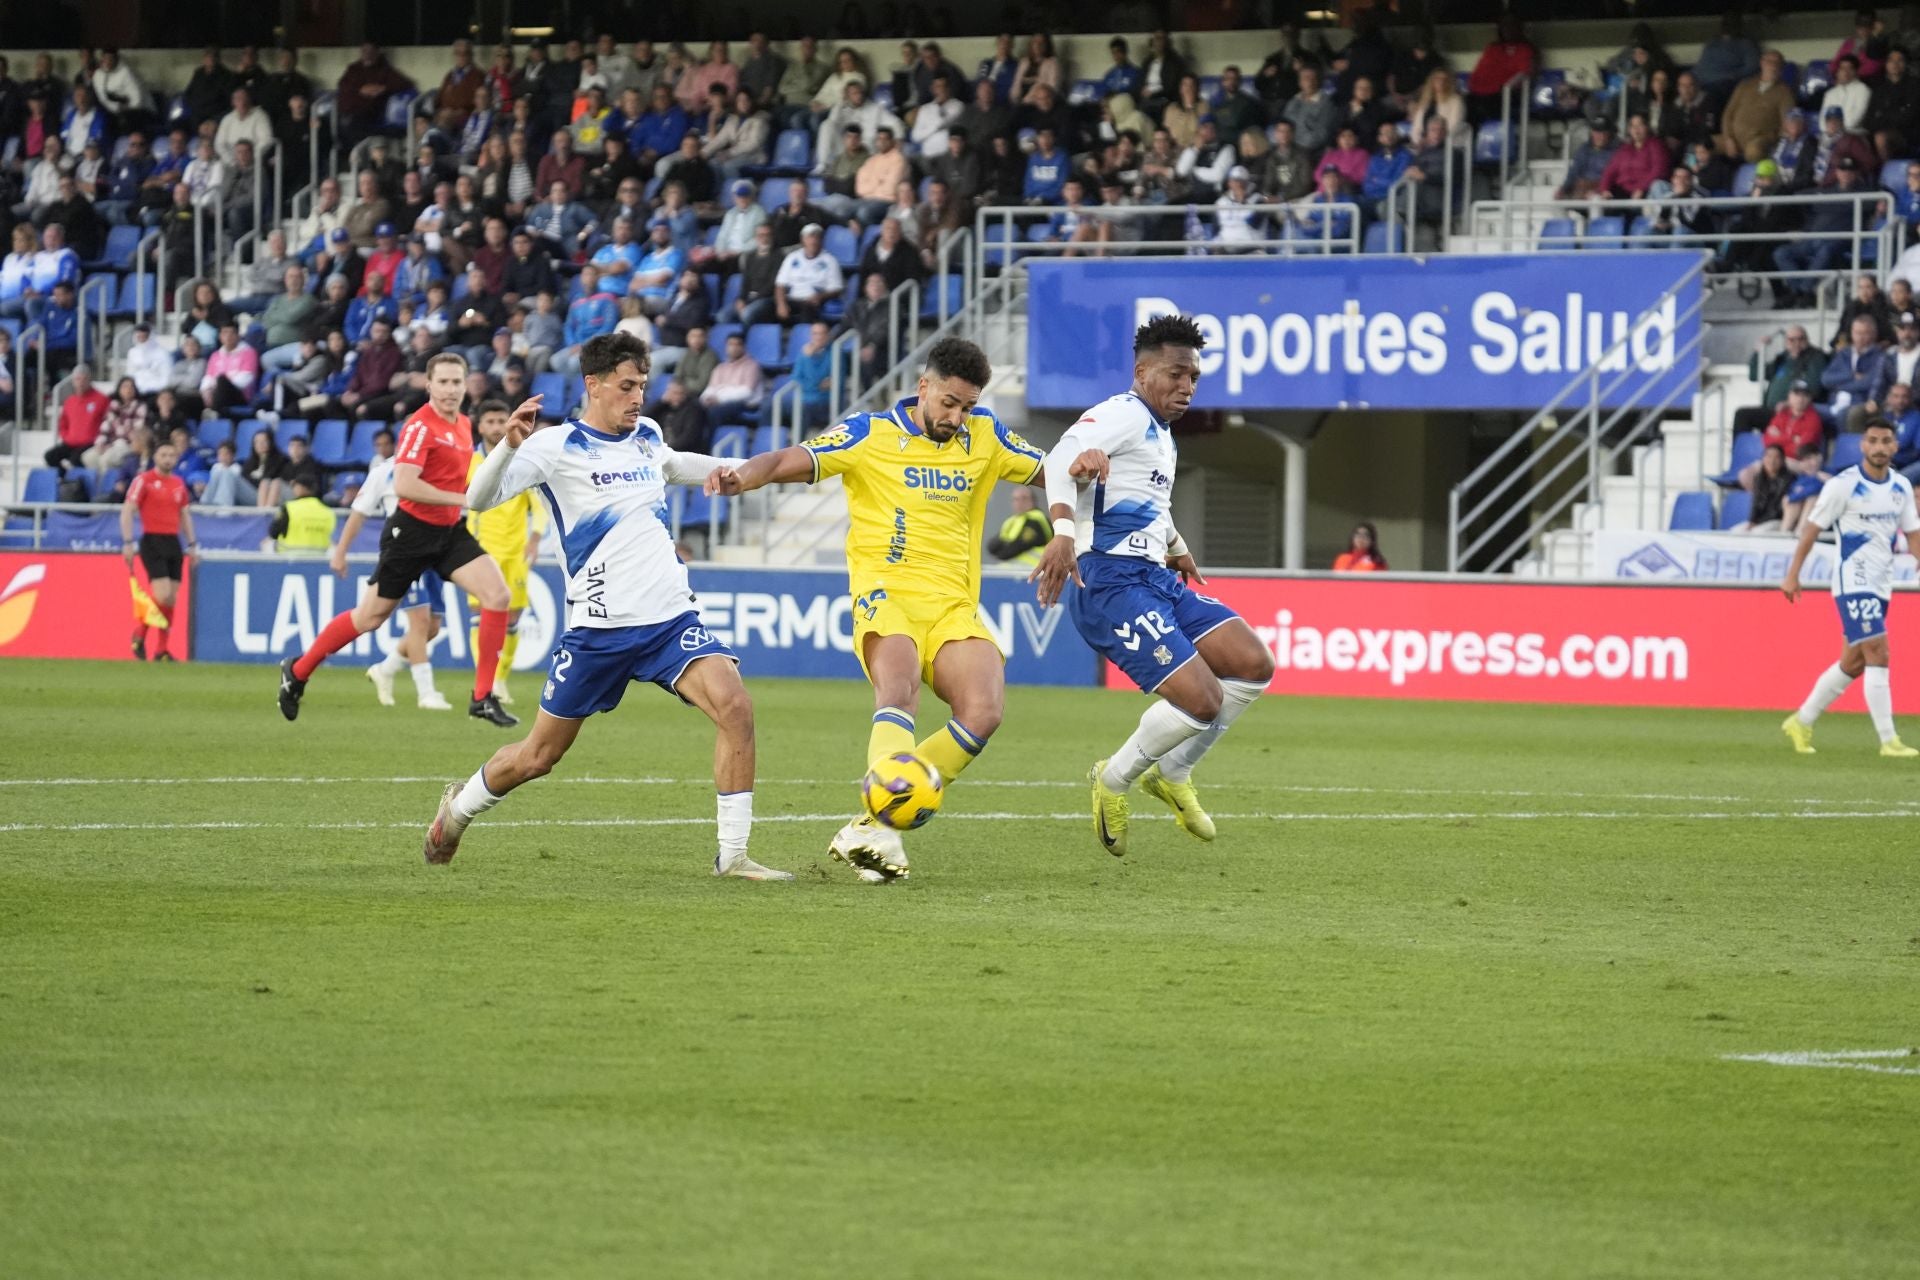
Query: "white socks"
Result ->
[[410, 663, 436, 697], [717, 792, 753, 865], [1864, 666, 1897, 743], [1157, 678, 1267, 782], [449, 766, 503, 828], [1798, 663, 1855, 726], [1102, 701, 1212, 791]]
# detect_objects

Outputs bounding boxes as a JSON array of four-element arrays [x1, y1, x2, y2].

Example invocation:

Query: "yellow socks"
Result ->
[[869, 706, 917, 766], [915, 718, 986, 784]]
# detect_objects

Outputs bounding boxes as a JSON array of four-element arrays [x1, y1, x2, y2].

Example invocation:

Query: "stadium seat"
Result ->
[[1731, 163, 1759, 197], [194, 418, 234, 451], [1068, 79, 1102, 106], [532, 373, 571, 419], [342, 419, 381, 464], [0, 316, 17, 341], [1716, 489, 1752, 530], [1, 515, 35, 548], [1472, 121, 1508, 167], [1584, 216, 1627, 251], [983, 221, 1019, 268], [310, 418, 351, 468], [857, 224, 882, 259], [746, 323, 786, 371], [870, 83, 895, 111], [1712, 431, 1766, 485], [272, 419, 311, 452], [750, 426, 779, 455], [83, 225, 143, 273], [22, 468, 59, 504], [1627, 215, 1662, 245], [920, 273, 963, 318], [1831, 432, 1866, 472], [382, 90, 417, 132], [108, 273, 154, 319], [783, 326, 814, 365], [1882, 158, 1911, 193], [1669, 491, 1715, 530], [1538, 217, 1579, 249], [701, 272, 722, 311], [823, 225, 859, 270], [451, 273, 471, 302], [708, 322, 743, 351], [1363, 223, 1405, 254], [758, 180, 789, 213], [721, 274, 743, 312], [1799, 60, 1832, 109], [770, 128, 812, 171], [712, 425, 749, 457]]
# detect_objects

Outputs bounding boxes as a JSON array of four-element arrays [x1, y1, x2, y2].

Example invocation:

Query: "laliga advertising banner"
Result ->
[[1140, 575, 1920, 712], [1590, 528, 1920, 585], [1025, 253, 1705, 411], [187, 559, 1100, 686], [0, 552, 192, 661]]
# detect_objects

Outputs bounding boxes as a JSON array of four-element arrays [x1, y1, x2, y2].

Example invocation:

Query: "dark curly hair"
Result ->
[[925, 337, 992, 388], [580, 331, 652, 379], [1134, 313, 1207, 355]]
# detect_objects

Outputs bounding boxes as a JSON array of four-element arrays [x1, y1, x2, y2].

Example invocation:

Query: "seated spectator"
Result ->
[[215, 86, 274, 166], [842, 270, 896, 383], [789, 321, 836, 427], [730, 223, 784, 327], [1558, 117, 1618, 200], [1692, 13, 1760, 105], [1214, 167, 1265, 250], [1736, 325, 1829, 436], [1407, 65, 1468, 147], [672, 327, 718, 399], [1281, 66, 1337, 156], [1821, 314, 1890, 425], [239, 427, 288, 507], [1333, 522, 1387, 572], [859, 214, 925, 288], [1835, 11, 1887, 80], [1290, 168, 1357, 244], [1666, 71, 1717, 157], [200, 440, 249, 505], [713, 180, 768, 273], [522, 291, 564, 370], [1599, 113, 1671, 201], [852, 126, 909, 222], [1314, 125, 1369, 192], [656, 132, 718, 203], [957, 77, 1012, 156], [525, 179, 593, 258], [1741, 380, 1826, 490], [90, 47, 148, 131], [1774, 159, 1874, 308], [644, 377, 711, 453], [0, 225, 37, 320], [1735, 444, 1798, 533], [629, 221, 687, 315], [342, 169, 390, 248], [1023, 127, 1069, 205], [1162, 76, 1204, 152], [83, 376, 150, 472], [1341, 76, 1392, 147], [333, 317, 405, 420], [535, 129, 586, 197], [649, 271, 716, 371], [1212, 66, 1260, 148], [549, 267, 619, 376], [283, 332, 346, 407], [1824, 54, 1872, 133], [677, 41, 739, 115], [1873, 312, 1920, 409], [1717, 49, 1792, 162], [36, 280, 81, 380], [336, 42, 414, 149], [502, 229, 558, 308], [280, 433, 324, 494], [700, 331, 766, 415], [44, 363, 110, 473], [650, 180, 701, 247], [61, 84, 107, 154], [94, 131, 153, 227], [1814, 106, 1877, 185], [1138, 29, 1190, 120], [1865, 47, 1920, 163], [591, 214, 644, 285], [1767, 109, 1817, 193], [909, 75, 962, 160], [631, 85, 691, 170], [776, 35, 829, 129], [775, 223, 844, 324], [704, 88, 772, 183], [1834, 273, 1895, 350], [816, 79, 904, 170], [1178, 117, 1236, 204], [1715, 158, 1792, 284], [1014, 33, 1062, 106], [456, 84, 498, 164], [1360, 120, 1412, 218], [200, 321, 260, 415], [166, 334, 209, 414], [102, 426, 158, 503], [344, 273, 399, 345]]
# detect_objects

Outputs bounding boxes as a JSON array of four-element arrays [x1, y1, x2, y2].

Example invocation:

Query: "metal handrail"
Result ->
[[971, 202, 1366, 273], [133, 229, 160, 328], [1497, 71, 1531, 195], [884, 277, 922, 371], [1449, 254, 1710, 570], [229, 229, 258, 297], [1383, 169, 1418, 252], [75, 276, 112, 370], [827, 327, 861, 420], [9, 322, 45, 496], [934, 225, 972, 324]]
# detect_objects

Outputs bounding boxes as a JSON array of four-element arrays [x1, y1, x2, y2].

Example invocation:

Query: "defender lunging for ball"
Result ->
[[424, 332, 792, 881]]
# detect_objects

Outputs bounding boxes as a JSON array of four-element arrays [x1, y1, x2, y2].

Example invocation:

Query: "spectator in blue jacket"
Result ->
[[26, 223, 80, 321], [525, 180, 595, 259], [1557, 116, 1618, 199], [343, 273, 399, 345], [37, 281, 81, 379], [631, 85, 690, 169], [630, 219, 688, 315], [1023, 127, 1067, 204], [789, 320, 836, 428], [589, 214, 645, 285], [61, 84, 108, 153], [96, 132, 154, 226], [1871, 311, 1920, 409], [1102, 39, 1142, 99], [1362, 120, 1414, 218], [1292, 167, 1357, 244], [1891, 162, 1920, 227], [550, 265, 620, 376], [1821, 313, 1890, 427]]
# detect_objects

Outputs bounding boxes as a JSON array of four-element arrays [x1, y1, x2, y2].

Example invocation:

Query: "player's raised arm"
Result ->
[[726, 445, 821, 493]]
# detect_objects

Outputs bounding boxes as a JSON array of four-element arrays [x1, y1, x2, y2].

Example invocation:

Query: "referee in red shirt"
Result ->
[[119, 440, 199, 660], [279, 352, 530, 726]]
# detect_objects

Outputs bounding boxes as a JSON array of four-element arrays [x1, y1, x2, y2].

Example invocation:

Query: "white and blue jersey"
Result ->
[[351, 457, 444, 613], [1045, 390, 1238, 693], [478, 416, 737, 716], [1807, 465, 1920, 644]]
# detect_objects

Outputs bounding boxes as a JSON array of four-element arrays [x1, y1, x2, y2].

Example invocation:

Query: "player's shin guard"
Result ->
[[717, 791, 753, 861], [868, 706, 917, 766], [472, 609, 509, 701], [1864, 666, 1897, 742], [1156, 678, 1267, 782], [293, 610, 367, 681], [1102, 701, 1212, 791], [916, 718, 987, 783], [450, 765, 505, 827], [1797, 662, 1856, 726]]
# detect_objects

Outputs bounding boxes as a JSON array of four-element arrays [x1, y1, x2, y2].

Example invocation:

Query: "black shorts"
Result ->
[[138, 533, 183, 581], [373, 509, 487, 601]]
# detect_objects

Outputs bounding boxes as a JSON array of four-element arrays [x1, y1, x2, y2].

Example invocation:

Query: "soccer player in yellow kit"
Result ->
[[467, 399, 549, 705], [722, 338, 1104, 881]]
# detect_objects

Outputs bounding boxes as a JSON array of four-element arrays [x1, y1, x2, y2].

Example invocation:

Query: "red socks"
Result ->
[[472, 609, 508, 702], [294, 610, 365, 681]]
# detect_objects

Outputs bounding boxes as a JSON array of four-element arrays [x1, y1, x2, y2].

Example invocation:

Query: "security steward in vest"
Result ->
[[986, 485, 1052, 568], [271, 476, 337, 554]]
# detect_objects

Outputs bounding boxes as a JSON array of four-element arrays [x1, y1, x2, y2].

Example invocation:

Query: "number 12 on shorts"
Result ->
[[1112, 610, 1171, 652]]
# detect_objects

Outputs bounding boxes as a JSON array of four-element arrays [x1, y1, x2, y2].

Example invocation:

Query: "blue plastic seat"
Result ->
[[1712, 431, 1766, 485], [1538, 217, 1579, 249], [195, 418, 234, 450], [532, 373, 571, 419], [1716, 489, 1753, 529], [771, 129, 811, 170], [1883, 158, 1913, 193], [83, 225, 142, 273], [1731, 163, 1759, 197], [1473, 121, 1508, 167], [711, 425, 750, 457], [272, 419, 310, 452], [1584, 215, 1627, 250], [341, 419, 379, 464], [721, 274, 743, 312], [1068, 79, 1102, 107], [759, 180, 790, 212], [109, 272, 154, 319], [1363, 223, 1405, 254], [823, 225, 859, 270], [1669, 491, 1715, 530], [1799, 60, 1832, 109], [919, 273, 964, 318], [1627, 215, 1662, 244], [310, 418, 351, 468], [746, 323, 787, 371], [22, 468, 60, 504], [1831, 432, 1865, 472]]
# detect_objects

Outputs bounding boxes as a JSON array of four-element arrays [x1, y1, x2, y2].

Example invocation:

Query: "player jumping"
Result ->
[[1032, 314, 1277, 855], [724, 337, 1103, 882], [466, 399, 549, 706], [422, 332, 791, 882], [277, 351, 518, 727], [119, 440, 199, 661], [1780, 416, 1920, 756], [329, 428, 451, 710]]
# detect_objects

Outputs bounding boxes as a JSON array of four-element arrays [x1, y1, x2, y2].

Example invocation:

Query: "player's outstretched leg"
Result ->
[[426, 712, 583, 863], [281, 586, 401, 720], [675, 655, 793, 881], [1091, 661, 1221, 856], [918, 637, 1005, 795], [1139, 620, 1276, 841]]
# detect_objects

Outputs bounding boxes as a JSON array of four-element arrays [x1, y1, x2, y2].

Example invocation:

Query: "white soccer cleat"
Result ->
[[713, 852, 796, 881], [828, 816, 909, 882], [366, 663, 397, 707], [417, 691, 454, 711], [493, 682, 515, 706]]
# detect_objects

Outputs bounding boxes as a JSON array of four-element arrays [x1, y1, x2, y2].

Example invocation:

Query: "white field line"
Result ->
[[5, 809, 1920, 835], [0, 774, 1912, 810], [1723, 1050, 1920, 1077]]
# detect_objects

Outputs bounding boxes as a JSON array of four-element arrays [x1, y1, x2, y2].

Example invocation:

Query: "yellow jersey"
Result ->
[[467, 450, 549, 560], [804, 397, 1045, 604]]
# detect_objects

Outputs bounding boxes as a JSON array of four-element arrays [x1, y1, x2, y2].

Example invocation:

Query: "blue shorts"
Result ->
[[1068, 553, 1241, 693], [403, 570, 445, 615], [1837, 592, 1890, 645], [540, 611, 739, 719]]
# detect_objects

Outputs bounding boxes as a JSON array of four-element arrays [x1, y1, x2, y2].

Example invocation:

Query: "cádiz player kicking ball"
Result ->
[[722, 337, 1106, 881], [423, 332, 792, 881], [1032, 314, 1277, 856]]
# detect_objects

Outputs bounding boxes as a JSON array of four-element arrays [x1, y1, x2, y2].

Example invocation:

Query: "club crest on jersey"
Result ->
[[854, 588, 888, 621], [680, 626, 714, 650], [1153, 644, 1174, 666]]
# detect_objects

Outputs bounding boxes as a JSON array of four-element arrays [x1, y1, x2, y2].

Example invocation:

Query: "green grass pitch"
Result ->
[[2, 658, 1917, 1278]]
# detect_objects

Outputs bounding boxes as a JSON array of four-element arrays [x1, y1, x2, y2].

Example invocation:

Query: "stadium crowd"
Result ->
[[8, 12, 1920, 516]]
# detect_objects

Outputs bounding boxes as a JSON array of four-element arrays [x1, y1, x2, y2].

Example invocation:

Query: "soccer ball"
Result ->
[[861, 753, 945, 830]]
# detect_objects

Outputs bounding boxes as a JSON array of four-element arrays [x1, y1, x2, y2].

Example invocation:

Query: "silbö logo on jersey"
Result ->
[[903, 466, 968, 503]]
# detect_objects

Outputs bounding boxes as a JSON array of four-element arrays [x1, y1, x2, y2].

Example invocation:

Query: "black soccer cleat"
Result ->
[[131, 631, 146, 661], [277, 656, 308, 721], [153, 650, 176, 663], [469, 693, 519, 727]]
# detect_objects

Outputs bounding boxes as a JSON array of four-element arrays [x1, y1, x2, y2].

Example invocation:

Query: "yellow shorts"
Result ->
[[469, 554, 531, 612], [852, 588, 1000, 685]]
